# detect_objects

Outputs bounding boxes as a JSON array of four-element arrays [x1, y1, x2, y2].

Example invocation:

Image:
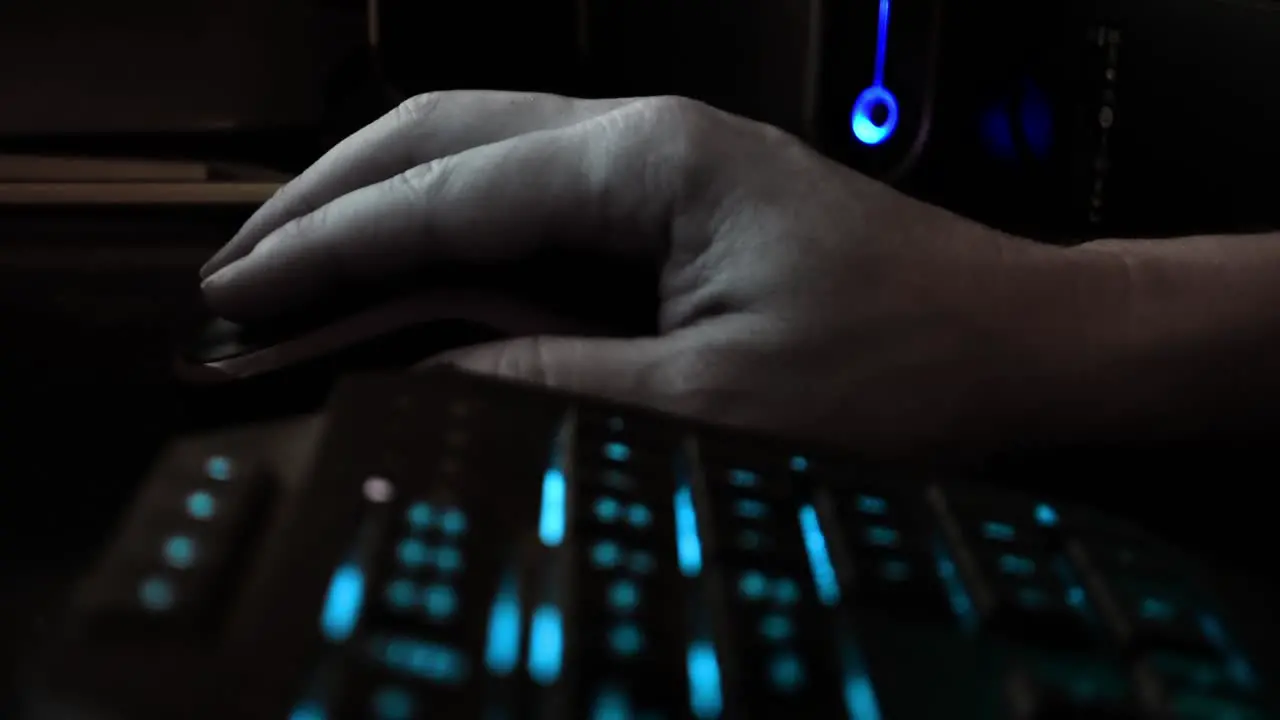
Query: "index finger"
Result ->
[[201, 91, 637, 278], [200, 98, 699, 322]]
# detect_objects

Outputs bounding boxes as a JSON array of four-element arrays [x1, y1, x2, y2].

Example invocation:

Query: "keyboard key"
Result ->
[[848, 547, 955, 618], [701, 461, 792, 501], [363, 501, 498, 650], [833, 486, 934, 555], [572, 504, 689, 717], [1108, 578, 1221, 658], [707, 483, 805, 566], [720, 502, 847, 719], [722, 564, 845, 717], [975, 548, 1097, 647], [330, 637, 481, 719], [78, 459, 274, 637], [1006, 657, 1148, 719]]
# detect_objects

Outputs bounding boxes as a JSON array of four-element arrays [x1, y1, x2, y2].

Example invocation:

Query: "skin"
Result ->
[[200, 91, 1280, 461]]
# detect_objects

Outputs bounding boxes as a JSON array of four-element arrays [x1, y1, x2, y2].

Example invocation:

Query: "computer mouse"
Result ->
[[174, 254, 660, 385]]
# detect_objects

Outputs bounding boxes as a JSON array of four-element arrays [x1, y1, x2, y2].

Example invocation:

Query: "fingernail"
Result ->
[[199, 247, 233, 279], [200, 261, 240, 291]]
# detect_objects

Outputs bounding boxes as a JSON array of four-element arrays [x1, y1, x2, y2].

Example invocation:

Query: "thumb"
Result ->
[[419, 335, 674, 404]]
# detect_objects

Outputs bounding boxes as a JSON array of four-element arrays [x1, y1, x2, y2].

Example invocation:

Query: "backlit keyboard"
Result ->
[[20, 370, 1277, 719]]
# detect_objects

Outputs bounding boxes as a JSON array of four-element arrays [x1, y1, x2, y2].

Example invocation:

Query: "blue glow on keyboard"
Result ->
[[835, 622, 884, 720], [371, 686, 414, 720], [855, 495, 887, 515], [288, 702, 326, 720], [604, 442, 632, 463], [843, 673, 883, 720], [1034, 503, 1059, 527], [790, 455, 809, 472], [483, 574, 523, 676], [798, 504, 841, 606], [538, 469, 567, 547], [686, 641, 724, 718], [319, 562, 365, 643], [406, 502, 433, 530], [204, 455, 233, 481], [933, 546, 978, 630], [674, 486, 704, 577], [1200, 614, 1259, 690], [981, 521, 1016, 541], [527, 604, 564, 685], [376, 636, 467, 683], [162, 535, 197, 569], [137, 576, 175, 612], [591, 686, 632, 720], [185, 490, 217, 520]]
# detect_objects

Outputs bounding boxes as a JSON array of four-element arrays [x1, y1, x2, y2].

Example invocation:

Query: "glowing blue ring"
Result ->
[[850, 86, 899, 146]]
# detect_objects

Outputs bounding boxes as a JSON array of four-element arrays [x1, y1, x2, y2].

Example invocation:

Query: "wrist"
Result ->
[[984, 238, 1138, 450], [993, 231, 1280, 449]]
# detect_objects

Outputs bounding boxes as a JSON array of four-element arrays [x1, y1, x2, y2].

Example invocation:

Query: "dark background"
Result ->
[[1, 0, 1277, 706]]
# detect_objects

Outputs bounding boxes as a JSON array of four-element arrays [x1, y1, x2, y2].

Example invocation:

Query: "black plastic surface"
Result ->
[[21, 370, 1279, 719]]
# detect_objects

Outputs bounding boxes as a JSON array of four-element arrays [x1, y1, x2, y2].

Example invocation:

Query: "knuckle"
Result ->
[[395, 153, 456, 199], [280, 202, 329, 243], [499, 337, 552, 385], [392, 91, 447, 125], [628, 95, 713, 146], [654, 345, 738, 422]]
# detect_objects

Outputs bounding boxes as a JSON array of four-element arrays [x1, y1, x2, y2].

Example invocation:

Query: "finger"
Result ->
[[420, 335, 674, 405], [201, 91, 637, 278], [202, 100, 687, 321]]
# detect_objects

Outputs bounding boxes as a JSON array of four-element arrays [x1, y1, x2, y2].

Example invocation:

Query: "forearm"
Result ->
[[1002, 231, 1280, 448]]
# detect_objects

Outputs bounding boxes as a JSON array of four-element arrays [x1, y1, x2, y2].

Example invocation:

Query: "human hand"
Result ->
[[200, 92, 1092, 459]]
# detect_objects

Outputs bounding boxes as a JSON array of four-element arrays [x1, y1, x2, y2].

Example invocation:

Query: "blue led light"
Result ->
[[406, 502, 433, 530], [855, 495, 887, 515], [484, 573, 523, 675], [319, 562, 365, 643], [423, 585, 458, 619], [1020, 82, 1054, 159], [835, 621, 885, 720], [1034, 503, 1059, 527], [865, 526, 900, 548], [374, 636, 466, 684], [204, 455, 233, 482], [981, 521, 1016, 542], [538, 468, 567, 547], [934, 546, 978, 630], [686, 641, 724, 719], [288, 702, 327, 720], [674, 486, 704, 577], [527, 604, 564, 685], [371, 687, 414, 720], [591, 687, 632, 720], [608, 623, 644, 656], [185, 490, 216, 520], [384, 579, 417, 610], [850, 0, 900, 146], [604, 442, 632, 463], [798, 505, 841, 606], [138, 576, 175, 612], [162, 535, 198, 569]]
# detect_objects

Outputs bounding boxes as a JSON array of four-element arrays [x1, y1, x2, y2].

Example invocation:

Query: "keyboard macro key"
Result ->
[[974, 547, 1097, 647], [329, 636, 478, 719], [1005, 659, 1152, 720], [572, 530, 689, 717], [363, 501, 496, 652], [847, 547, 955, 619]]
